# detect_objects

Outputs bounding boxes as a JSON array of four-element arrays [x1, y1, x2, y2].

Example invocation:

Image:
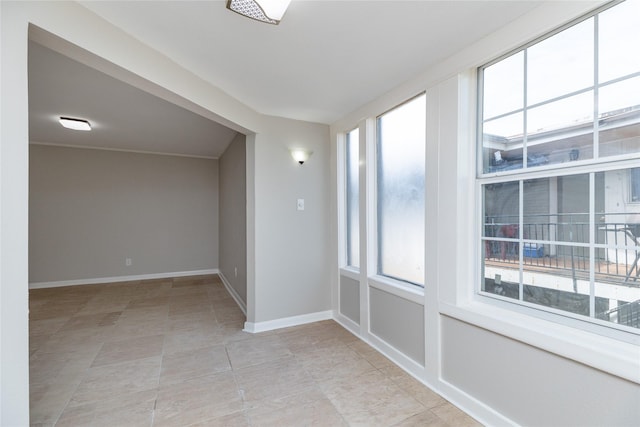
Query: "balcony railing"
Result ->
[[484, 212, 640, 284], [484, 212, 640, 328]]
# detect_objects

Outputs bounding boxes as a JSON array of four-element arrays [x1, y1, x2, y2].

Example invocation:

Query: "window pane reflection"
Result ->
[[482, 181, 519, 298], [526, 92, 594, 166], [483, 52, 524, 119], [482, 169, 640, 329], [478, 1, 640, 331], [598, 0, 640, 83], [527, 18, 593, 105], [594, 169, 640, 328], [599, 76, 640, 157], [482, 112, 523, 173]]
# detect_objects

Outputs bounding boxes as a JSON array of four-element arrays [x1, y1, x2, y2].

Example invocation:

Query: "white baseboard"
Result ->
[[218, 272, 247, 315], [437, 378, 516, 427], [333, 313, 515, 427], [244, 309, 333, 333], [334, 312, 360, 335], [29, 269, 220, 289]]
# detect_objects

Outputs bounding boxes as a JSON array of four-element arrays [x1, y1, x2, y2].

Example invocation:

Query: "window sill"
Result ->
[[339, 266, 360, 281], [369, 275, 424, 305], [440, 300, 640, 384]]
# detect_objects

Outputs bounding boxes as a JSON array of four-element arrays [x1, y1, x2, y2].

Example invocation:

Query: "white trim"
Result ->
[[367, 331, 425, 377], [334, 312, 360, 336], [441, 301, 640, 384], [331, 2, 604, 133], [336, 130, 348, 273], [333, 314, 425, 378], [339, 267, 360, 281], [29, 141, 219, 160], [368, 275, 425, 306], [437, 377, 518, 427], [29, 269, 219, 289], [217, 271, 247, 316], [243, 310, 333, 333], [333, 314, 515, 427]]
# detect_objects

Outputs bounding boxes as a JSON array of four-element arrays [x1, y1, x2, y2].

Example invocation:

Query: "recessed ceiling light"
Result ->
[[59, 117, 91, 131]]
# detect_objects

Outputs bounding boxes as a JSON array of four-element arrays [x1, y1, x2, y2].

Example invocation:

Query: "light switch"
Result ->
[[297, 199, 305, 211]]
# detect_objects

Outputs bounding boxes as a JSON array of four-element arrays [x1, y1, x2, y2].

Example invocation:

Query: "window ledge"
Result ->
[[369, 275, 424, 305], [339, 267, 360, 281], [440, 300, 640, 384]]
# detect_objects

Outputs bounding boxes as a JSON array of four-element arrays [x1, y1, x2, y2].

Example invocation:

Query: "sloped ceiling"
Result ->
[[29, 1, 545, 157], [28, 41, 238, 158]]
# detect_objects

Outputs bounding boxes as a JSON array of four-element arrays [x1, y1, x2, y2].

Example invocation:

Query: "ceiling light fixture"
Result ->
[[226, 0, 291, 25], [59, 117, 91, 131]]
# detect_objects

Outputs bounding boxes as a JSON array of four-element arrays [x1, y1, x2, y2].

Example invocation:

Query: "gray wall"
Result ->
[[441, 316, 640, 427], [370, 287, 425, 365], [219, 133, 247, 304], [329, 3, 640, 420], [252, 116, 331, 323], [29, 145, 219, 283], [339, 275, 359, 323]]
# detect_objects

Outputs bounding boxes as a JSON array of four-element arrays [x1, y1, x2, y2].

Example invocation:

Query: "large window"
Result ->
[[479, 1, 640, 333], [346, 128, 360, 268], [377, 94, 426, 286]]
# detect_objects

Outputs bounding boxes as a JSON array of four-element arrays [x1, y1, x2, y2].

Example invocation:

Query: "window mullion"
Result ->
[[589, 172, 596, 320], [523, 48, 528, 171], [593, 14, 600, 160], [519, 180, 524, 302]]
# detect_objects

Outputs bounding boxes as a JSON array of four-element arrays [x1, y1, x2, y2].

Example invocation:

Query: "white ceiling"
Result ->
[[79, 0, 543, 125], [29, 1, 545, 157], [28, 41, 238, 158]]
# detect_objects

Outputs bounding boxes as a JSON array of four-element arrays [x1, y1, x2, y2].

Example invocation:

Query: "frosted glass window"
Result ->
[[346, 128, 360, 268], [376, 94, 425, 286]]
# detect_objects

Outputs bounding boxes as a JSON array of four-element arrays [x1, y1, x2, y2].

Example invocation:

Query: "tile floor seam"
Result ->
[[30, 275, 481, 427], [42, 341, 102, 427]]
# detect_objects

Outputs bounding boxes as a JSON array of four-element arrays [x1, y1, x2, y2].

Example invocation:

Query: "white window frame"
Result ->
[[476, 0, 640, 343]]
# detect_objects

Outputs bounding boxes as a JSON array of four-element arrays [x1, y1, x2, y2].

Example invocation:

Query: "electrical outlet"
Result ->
[[297, 198, 305, 211], [125, 258, 132, 266]]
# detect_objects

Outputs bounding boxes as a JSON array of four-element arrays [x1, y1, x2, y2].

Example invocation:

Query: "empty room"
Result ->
[[1, 1, 639, 426]]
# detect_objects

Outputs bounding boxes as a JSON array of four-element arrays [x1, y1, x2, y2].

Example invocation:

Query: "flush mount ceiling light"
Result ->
[[59, 117, 91, 131], [226, 0, 291, 25]]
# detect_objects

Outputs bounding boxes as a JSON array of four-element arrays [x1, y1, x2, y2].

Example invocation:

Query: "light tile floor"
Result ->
[[29, 275, 482, 427]]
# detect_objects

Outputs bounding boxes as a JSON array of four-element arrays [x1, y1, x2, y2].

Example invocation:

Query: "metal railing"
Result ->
[[484, 212, 640, 283], [484, 212, 640, 328]]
